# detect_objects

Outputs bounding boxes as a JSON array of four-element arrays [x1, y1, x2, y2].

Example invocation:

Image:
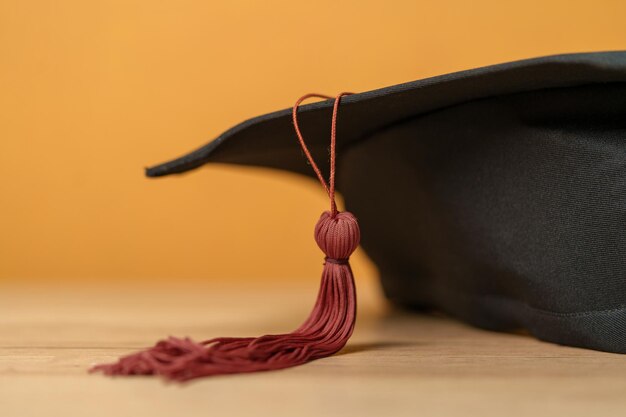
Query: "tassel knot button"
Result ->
[[314, 211, 360, 261]]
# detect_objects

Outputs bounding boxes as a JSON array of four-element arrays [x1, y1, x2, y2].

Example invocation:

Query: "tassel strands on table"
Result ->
[[90, 93, 361, 381]]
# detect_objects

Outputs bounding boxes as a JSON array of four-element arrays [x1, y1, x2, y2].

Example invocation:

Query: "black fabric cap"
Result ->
[[146, 51, 626, 353]]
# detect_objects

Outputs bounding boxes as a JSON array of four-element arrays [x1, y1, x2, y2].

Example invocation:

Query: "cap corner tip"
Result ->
[[144, 166, 160, 178]]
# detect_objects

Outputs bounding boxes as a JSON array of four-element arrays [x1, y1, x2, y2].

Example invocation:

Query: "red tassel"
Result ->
[[90, 92, 360, 381], [90, 211, 359, 381]]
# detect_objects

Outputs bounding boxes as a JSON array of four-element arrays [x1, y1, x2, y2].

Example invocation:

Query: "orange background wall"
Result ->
[[1, 0, 625, 284]]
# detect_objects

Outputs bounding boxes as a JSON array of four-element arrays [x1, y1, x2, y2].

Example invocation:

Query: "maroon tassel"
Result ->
[[91, 92, 358, 381], [90, 211, 359, 381]]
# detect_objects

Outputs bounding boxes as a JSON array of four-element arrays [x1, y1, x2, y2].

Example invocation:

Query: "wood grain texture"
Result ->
[[1, 278, 625, 417]]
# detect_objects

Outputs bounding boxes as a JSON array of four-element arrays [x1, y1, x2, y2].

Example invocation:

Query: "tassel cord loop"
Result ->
[[292, 92, 353, 217]]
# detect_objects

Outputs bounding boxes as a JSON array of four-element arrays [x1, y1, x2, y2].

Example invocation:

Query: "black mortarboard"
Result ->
[[146, 51, 626, 355]]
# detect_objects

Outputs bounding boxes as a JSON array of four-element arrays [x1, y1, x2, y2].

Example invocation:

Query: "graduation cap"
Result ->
[[93, 51, 626, 381]]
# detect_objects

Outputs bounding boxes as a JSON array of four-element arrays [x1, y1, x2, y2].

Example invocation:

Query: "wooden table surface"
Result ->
[[1, 278, 625, 417]]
